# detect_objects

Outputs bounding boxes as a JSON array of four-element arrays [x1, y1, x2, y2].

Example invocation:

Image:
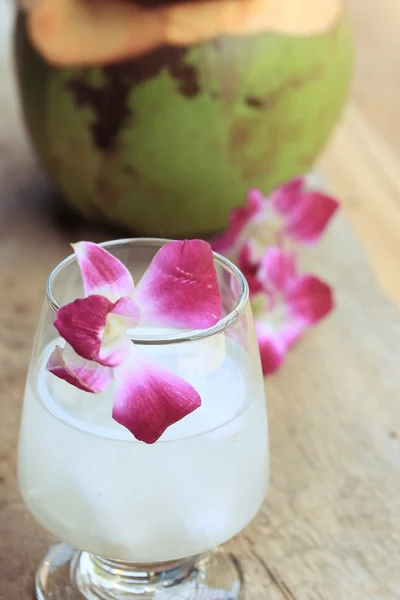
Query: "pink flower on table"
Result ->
[[237, 242, 264, 296], [212, 177, 339, 261], [251, 247, 334, 375], [46, 240, 222, 444], [211, 177, 338, 376]]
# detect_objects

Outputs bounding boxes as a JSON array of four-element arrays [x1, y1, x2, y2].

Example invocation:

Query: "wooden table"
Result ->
[[320, 0, 400, 310], [1, 2, 400, 599]]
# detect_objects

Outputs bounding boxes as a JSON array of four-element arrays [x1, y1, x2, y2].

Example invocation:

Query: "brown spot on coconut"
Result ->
[[23, 0, 342, 67]]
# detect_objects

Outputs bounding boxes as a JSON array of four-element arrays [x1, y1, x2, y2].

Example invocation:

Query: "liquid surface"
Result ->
[[19, 334, 269, 562], [40, 332, 250, 441]]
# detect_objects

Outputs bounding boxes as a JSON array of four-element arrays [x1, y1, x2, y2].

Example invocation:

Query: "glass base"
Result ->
[[35, 543, 244, 599]]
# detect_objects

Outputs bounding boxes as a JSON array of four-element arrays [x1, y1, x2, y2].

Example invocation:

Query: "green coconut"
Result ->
[[14, 12, 352, 237]]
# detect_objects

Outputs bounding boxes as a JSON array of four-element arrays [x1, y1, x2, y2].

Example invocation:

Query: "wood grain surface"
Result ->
[[1, 2, 400, 599], [320, 0, 400, 309]]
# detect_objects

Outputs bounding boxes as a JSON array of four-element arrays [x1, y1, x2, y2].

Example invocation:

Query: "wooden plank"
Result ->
[[320, 0, 400, 309], [319, 104, 400, 307]]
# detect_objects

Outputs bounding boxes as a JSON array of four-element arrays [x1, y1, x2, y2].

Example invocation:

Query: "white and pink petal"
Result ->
[[73, 241, 134, 301], [110, 297, 141, 321], [211, 188, 264, 253], [258, 247, 298, 294], [54, 295, 137, 367], [46, 344, 113, 393], [135, 240, 222, 330], [283, 191, 339, 244], [255, 322, 287, 376], [286, 275, 334, 326], [255, 319, 304, 376], [237, 242, 263, 296], [269, 177, 304, 216], [112, 347, 201, 443]]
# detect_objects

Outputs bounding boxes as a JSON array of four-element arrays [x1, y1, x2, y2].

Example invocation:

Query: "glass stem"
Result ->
[[73, 551, 200, 598]]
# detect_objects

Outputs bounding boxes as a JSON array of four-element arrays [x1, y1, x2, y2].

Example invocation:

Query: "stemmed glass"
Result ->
[[18, 239, 269, 599]]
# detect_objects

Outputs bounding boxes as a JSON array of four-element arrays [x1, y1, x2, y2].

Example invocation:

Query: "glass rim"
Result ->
[[46, 238, 249, 346]]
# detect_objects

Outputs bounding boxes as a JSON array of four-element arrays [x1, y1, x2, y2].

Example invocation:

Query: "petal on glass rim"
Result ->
[[211, 188, 264, 253], [283, 191, 339, 244], [46, 344, 113, 393], [135, 240, 222, 329], [269, 177, 304, 216], [73, 241, 134, 301], [112, 348, 201, 443], [55, 295, 135, 367], [258, 247, 297, 294], [111, 297, 141, 321], [286, 275, 334, 325]]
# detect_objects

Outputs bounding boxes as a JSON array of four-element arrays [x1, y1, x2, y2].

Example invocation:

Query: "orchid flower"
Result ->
[[251, 247, 333, 375], [46, 240, 223, 444], [211, 178, 338, 375], [212, 177, 339, 262]]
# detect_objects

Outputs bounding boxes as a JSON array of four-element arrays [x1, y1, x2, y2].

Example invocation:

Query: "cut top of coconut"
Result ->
[[24, 0, 343, 67]]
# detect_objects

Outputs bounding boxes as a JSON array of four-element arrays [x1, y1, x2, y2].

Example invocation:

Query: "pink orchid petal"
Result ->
[[255, 319, 305, 375], [135, 240, 222, 329], [210, 230, 237, 254], [55, 295, 135, 367], [238, 242, 263, 296], [112, 348, 201, 443], [255, 322, 287, 376], [286, 275, 334, 325], [258, 247, 298, 294], [73, 241, 134, 301], [111, 297, 141, 321], [46, 344, 113, 393], [211, 188, 264, 253], [269, 177, 304, 216], [283, 192, 339, 244]]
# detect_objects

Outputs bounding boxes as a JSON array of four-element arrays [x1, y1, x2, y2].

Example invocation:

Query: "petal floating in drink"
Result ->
[[47, 239, 222, 442], [135, 239, 222, 329], [54, 295, 139, 367], [46, 344, 113, 393], [112, 348, 201, 444], [73, 241, 134, 301]]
